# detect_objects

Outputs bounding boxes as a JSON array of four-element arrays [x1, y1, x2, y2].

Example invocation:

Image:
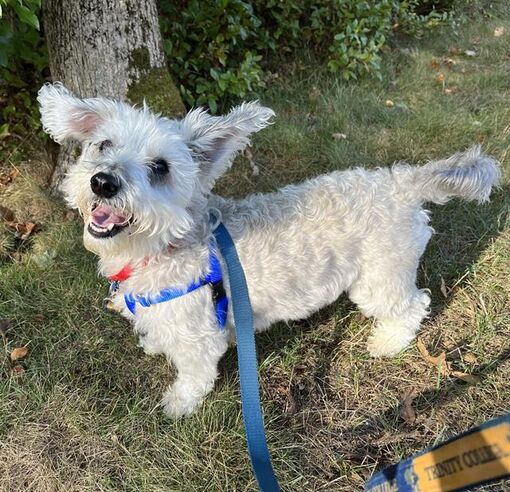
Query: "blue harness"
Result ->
[[111, 244, 228, 329]]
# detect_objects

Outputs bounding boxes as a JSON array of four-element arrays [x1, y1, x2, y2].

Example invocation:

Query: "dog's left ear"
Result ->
[[181, 102, 274, 190]]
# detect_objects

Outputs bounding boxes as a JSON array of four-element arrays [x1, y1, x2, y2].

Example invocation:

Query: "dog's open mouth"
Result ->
[[88, 203, 132, 238]]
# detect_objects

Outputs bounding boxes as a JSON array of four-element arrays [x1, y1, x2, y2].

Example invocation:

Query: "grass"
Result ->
[[1, 4, 510, 491]]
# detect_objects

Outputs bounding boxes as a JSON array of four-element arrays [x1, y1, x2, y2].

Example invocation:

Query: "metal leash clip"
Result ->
[[104, 281, 121, 312]]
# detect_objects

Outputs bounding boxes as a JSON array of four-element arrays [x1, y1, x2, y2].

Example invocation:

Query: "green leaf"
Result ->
[[217, 78, 228, 91], [11, 2, 40, 30], [0, 123, 10, 139], [208, 97, 217, 114]]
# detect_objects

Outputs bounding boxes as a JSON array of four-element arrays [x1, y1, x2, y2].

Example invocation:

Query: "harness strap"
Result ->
[[110, 246, 228, 329], [212, 221, 280, 492]]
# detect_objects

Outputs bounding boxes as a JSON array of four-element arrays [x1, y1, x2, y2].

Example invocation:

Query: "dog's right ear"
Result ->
[[38, 82, 109, 143]]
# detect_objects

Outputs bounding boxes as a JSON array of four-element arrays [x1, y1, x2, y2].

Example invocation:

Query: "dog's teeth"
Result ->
[[107, 224, 115, 231], [90, 222, 106, 232]]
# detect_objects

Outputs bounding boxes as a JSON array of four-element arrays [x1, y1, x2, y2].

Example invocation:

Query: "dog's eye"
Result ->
[[98, 140, 113, 152], [148, 158, 169, 177]]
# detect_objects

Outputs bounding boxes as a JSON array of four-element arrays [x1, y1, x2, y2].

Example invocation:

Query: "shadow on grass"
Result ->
[[421, 185, 509, 321]]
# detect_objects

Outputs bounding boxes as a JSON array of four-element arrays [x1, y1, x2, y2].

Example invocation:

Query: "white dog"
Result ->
[[38, 83, 500, 417]]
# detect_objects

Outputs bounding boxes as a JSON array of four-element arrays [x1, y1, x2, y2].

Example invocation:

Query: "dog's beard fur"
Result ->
[[38, 82, 500, 418]]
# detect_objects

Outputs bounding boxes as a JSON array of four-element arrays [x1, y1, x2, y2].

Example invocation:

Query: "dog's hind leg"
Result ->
[[365, 289, 430, 357], [350, 272, 431, 357], [348, 211, 432, 357]]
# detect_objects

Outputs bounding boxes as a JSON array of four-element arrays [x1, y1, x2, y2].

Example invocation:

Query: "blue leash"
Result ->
[[213, 221, 281, 492]]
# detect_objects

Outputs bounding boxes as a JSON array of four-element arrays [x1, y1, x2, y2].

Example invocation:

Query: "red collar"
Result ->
[[108, 264, 134, 282], [106, 245, 175, 283]]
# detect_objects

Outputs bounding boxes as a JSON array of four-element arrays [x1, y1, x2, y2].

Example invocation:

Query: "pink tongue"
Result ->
[[91, 204, 129, 227]]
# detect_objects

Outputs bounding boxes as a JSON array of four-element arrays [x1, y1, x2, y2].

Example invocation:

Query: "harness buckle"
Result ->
[[210, 279, 226, 302]]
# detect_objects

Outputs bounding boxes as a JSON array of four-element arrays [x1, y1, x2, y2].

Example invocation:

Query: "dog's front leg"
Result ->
[[161, 325, 229, 418]]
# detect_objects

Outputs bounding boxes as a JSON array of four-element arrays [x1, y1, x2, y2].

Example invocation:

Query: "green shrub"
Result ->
[[159, 0, 265, 113], [0, 0, 46, 139], [160, 0, 451, 111]]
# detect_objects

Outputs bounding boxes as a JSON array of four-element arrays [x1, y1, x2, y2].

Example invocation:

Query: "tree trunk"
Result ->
[[43, 0, 185, 194]]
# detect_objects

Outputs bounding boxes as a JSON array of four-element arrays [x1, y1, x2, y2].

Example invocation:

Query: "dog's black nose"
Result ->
[[90, 172, 120, 198]]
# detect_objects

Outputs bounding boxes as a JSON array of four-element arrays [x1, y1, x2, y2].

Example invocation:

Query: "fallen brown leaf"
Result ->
[[5, 221, 38, 240], [10, 346, 28, 361], [417, 338, 450, 376], [448, 47, 461, 55], [471, 37, 481, 45], [429, 58, 441, 70], [0, 168, 19, 187], [442, 57, 456, 68], [12, 365, 25, 378], [463, 353, 478, 364], [286, 389, 297, 415], [436, 72, 445, 82], [445, 86, 461, 95], [452, 371, 480, 385], [0, 319, 11, 334], [440, 276, 448, 298], [399, 388, 417, 425], [22, 222, 37, 239]]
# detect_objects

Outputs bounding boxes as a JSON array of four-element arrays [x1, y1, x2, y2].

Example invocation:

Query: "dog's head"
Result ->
[[38, 83, 274, 256]]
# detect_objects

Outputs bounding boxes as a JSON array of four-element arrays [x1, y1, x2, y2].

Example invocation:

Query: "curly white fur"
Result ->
[[38, 83, 500, 417]]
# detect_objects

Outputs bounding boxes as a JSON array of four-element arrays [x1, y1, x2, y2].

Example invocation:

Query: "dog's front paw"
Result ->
[[161, 381, 207, 418]]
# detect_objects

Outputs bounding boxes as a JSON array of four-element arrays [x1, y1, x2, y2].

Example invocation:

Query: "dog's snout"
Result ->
[[90, 172, 120, 198]]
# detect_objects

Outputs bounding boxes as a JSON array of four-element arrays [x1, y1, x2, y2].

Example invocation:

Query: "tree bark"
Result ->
[[43, 0, 185, 194]]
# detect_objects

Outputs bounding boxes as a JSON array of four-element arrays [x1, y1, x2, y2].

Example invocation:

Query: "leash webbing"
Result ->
[[213, 222, 280, 492], [366, 412, 510, 491]]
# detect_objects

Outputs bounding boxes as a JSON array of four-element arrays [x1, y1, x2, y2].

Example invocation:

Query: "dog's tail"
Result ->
[[403, 146, 500, 205]]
